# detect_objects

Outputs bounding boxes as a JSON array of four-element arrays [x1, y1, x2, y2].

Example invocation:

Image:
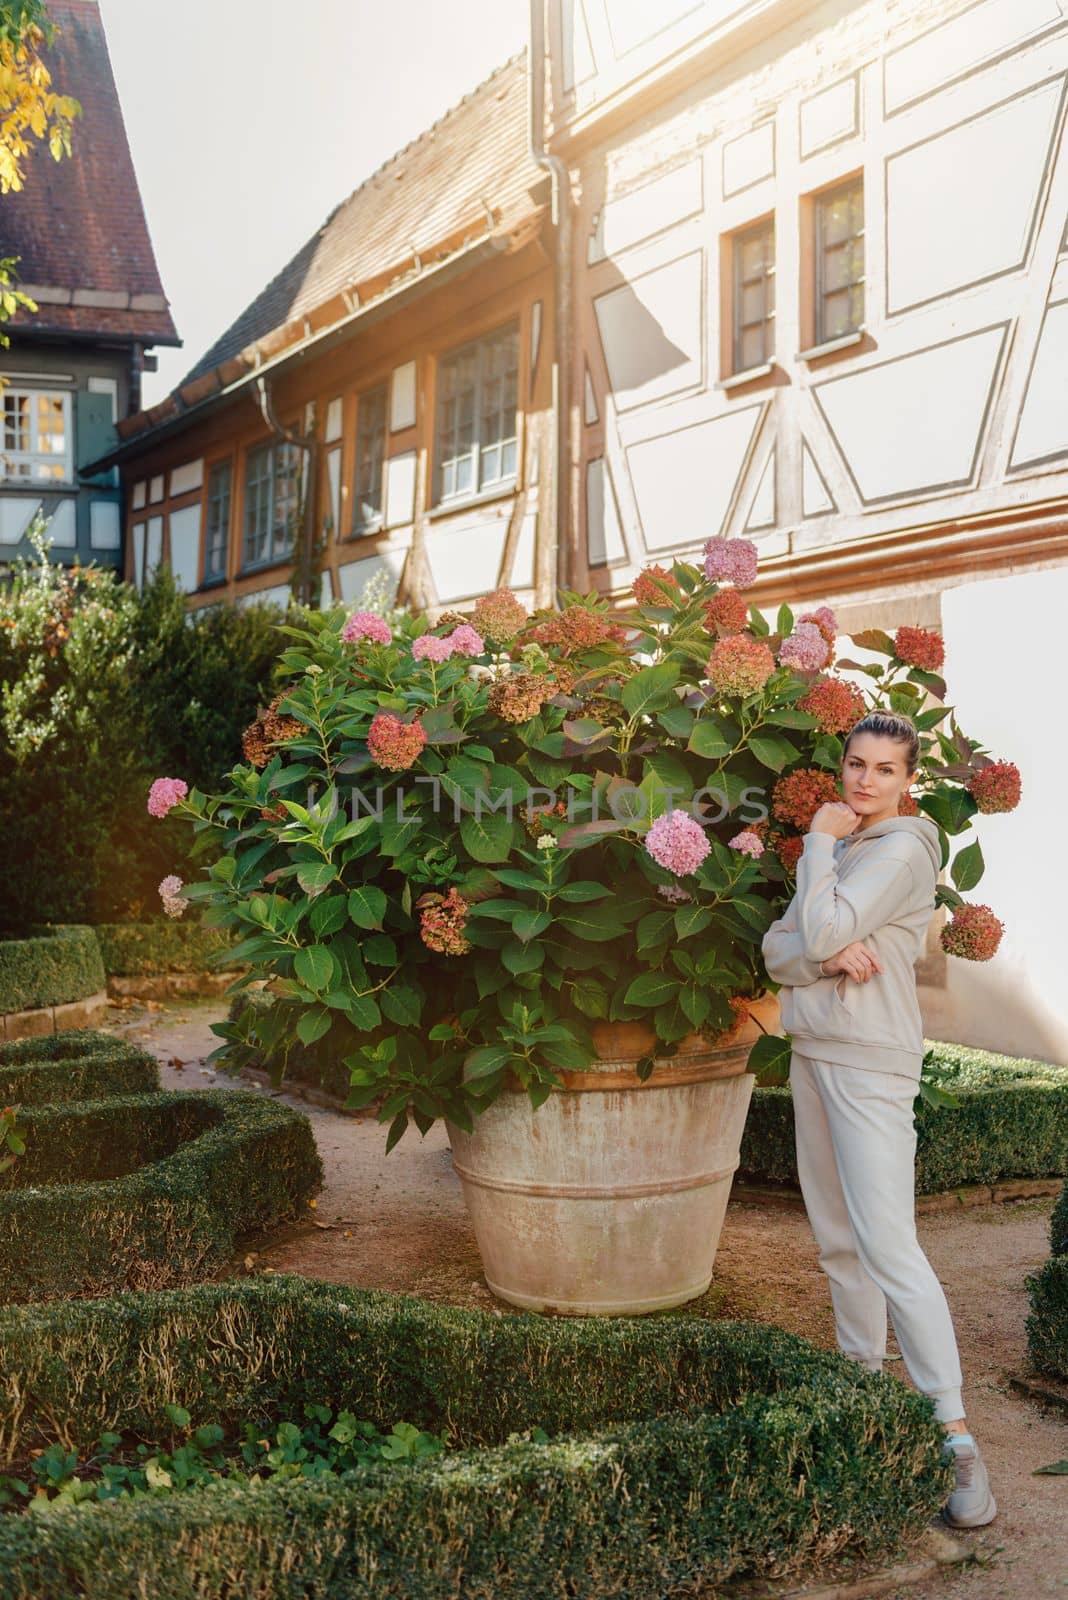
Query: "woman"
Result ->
[[761, 710, 997, 1529]]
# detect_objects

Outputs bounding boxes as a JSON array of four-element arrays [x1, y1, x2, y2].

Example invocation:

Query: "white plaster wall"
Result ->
[[923, 565, 1068, 1065]]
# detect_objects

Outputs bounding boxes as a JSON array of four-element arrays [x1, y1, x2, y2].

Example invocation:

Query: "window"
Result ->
[[815, 178, 865, 345], [434, 322, 518, 504], [204, 460, 232, 581], [0, 388, 72, 481], [353, 384, 387, 532], [242, 440, 303, 569], [732, 218, 775, 372]]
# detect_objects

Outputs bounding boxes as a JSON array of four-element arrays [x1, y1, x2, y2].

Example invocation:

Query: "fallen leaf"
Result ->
[[1034, 1459, 1068, 1474]]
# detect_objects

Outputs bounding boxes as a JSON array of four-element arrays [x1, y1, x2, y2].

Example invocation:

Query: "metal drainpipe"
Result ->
[[252, 375, 319, 607], [528, 0, 574, 601]]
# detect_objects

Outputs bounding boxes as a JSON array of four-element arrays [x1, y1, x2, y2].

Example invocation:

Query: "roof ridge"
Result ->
[[340, 46, 527, 203]]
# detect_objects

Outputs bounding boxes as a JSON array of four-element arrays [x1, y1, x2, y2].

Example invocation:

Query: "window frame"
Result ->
[[432, 320, 520, 510], [731, 216, 776, 375], [814, 176, 865, 348], [0, 386, 73, 483], [240, 437, 304, 574], [351, 382, 388, 536], [202, 457, 233, 585]]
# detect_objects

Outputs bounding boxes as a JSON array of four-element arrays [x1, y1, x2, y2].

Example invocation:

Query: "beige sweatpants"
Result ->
[[789, 1050, 965, 1425]]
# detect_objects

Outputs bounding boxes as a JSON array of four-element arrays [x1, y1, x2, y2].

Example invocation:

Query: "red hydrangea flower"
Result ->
[[702, 589, 749, 637], [894, 625, 945, 672], [419, 887, 471, 955], [797, 675, 867, 734], [367, 713, 427, 772], [771, 767, 841, 830], [632, 564, 680, 607], [706, 633, 776, 696], [940, 903, 1004, 961], [967, 760, 1021, 814]]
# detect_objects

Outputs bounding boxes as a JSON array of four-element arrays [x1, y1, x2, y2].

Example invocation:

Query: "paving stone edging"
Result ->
[[718, 1527, 970, 1600], [107, 971, 242, 1002], [1, 990, 108, 1042]]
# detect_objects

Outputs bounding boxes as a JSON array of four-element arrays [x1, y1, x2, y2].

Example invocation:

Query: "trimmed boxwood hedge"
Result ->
[[1025, 1178, 1068, 1381], [0, 1276, 954, 1600], [0, 1030, 158, 1105], [94, 920, 241, 978], [0, 1089, 322, 1302], [0, 925, 105, 1015], [740, 1041, 1068, 1195]]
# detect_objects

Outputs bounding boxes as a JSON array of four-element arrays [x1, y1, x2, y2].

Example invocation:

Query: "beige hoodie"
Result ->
[[761, 815, 941, 1081]]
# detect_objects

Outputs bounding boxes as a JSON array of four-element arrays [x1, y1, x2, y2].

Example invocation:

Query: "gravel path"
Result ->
[[106, 997, 1068, 1600]]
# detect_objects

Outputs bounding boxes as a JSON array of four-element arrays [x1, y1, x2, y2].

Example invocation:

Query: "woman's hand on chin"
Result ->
[[809, 801, 861, 839]]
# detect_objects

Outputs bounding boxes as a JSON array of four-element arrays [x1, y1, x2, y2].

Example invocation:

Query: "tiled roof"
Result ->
[[5, 0, 178, 345], [179, 47, 542, 386]]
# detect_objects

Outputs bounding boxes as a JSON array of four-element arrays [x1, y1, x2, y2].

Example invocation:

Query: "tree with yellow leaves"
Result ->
[[0, 0, 80, 195]]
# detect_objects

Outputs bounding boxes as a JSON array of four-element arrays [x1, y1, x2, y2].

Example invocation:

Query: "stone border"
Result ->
[[1006, 1371, 1068, 1420], [107, 972, 242, 1003], [733, 1178, 1064, 1215], [1, 990, 108, 1042], [762, 1526, 970, 1600]]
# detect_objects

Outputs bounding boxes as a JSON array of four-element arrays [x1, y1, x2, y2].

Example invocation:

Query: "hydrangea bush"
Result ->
[[157, 541, 1019, 1149]]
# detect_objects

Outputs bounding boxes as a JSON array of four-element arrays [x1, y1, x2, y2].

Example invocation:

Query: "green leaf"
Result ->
[[502, 939, 544, 973], [297, 1008, 332, 1046], [776, 603, 793, 636], [950, 838, 984, 892], [465, 1045, 512, 1080], [621, 663, 680, 718], [657, 705, 695, 739], [674, 903, 713, 940], [918, 786, 977, 836], [748, 605, 770, 636], [687, 720, 732, 759], [747, 1032, 792, 1084], [348, 886, 387, 930], [624, 971, 680, 1008], [765, 707, 820, 730], [296, 861, 336, 896], [381, 983, 423, 1027], [556, 881, 612, 902], [310, 894, 348, 938], [346, 993, 382, 1032], [459, 809, 515, 863], [362, 933, 398, 966], [513, 908, 551, 942], [850, 628, 897, 656], [748, 732, 798, 773], [294, 945, 336, 993], [559, 902, 632, 942]]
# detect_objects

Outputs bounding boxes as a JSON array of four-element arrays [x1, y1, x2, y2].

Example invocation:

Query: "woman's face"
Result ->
[[840, 731, 916, 820]]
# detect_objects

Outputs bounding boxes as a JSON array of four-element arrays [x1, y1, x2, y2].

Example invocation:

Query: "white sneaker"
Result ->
[[942, 1433, 998, 1528]]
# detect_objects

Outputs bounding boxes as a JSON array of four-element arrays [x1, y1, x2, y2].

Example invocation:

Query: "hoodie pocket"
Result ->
[[780, 973, 856, 1045]]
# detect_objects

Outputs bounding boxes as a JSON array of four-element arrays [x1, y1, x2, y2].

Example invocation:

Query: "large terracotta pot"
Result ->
[[445, 1010, 765, 1316]]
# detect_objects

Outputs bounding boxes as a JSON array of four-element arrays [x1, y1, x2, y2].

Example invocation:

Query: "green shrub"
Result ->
[[0, 544, 290, 931], [0, 1090, 322, 1302], [0, 1030, 158, 1105], [1025, 1177, 1068, 1381], [94, 920, 241, 978], [0, 926, 105, 1014], [0, 1276, 954, 1600], [740, 1040, 1068, 1195]]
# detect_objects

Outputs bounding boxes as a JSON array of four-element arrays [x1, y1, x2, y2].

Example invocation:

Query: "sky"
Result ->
[[98, 0, 530, 407]]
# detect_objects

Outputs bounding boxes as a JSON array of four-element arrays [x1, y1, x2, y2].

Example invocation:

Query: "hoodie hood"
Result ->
[[837, 814, 941, 879]]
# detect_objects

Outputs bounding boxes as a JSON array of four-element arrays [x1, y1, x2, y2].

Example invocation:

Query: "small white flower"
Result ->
[[536, 833, 556, 850]]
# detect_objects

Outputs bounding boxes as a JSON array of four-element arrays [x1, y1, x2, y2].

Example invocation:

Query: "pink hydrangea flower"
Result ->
[[147, 778, 188, 818], [412, 633, 453, 663], [778, 621, 831, 671], [446, 623, 485, 657], [728, 829, 765, 858], [341, 610, 392, 645], [798, 606, 837, 647], [644, 809, 711, 876], [367, 712, 427, 771], [703, 536, 758, 588], [656, 883, 692, 903]]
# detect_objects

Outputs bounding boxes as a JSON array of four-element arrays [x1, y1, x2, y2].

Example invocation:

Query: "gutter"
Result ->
[[81, 228, 526, 476], [528, 0, 574, 599]]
